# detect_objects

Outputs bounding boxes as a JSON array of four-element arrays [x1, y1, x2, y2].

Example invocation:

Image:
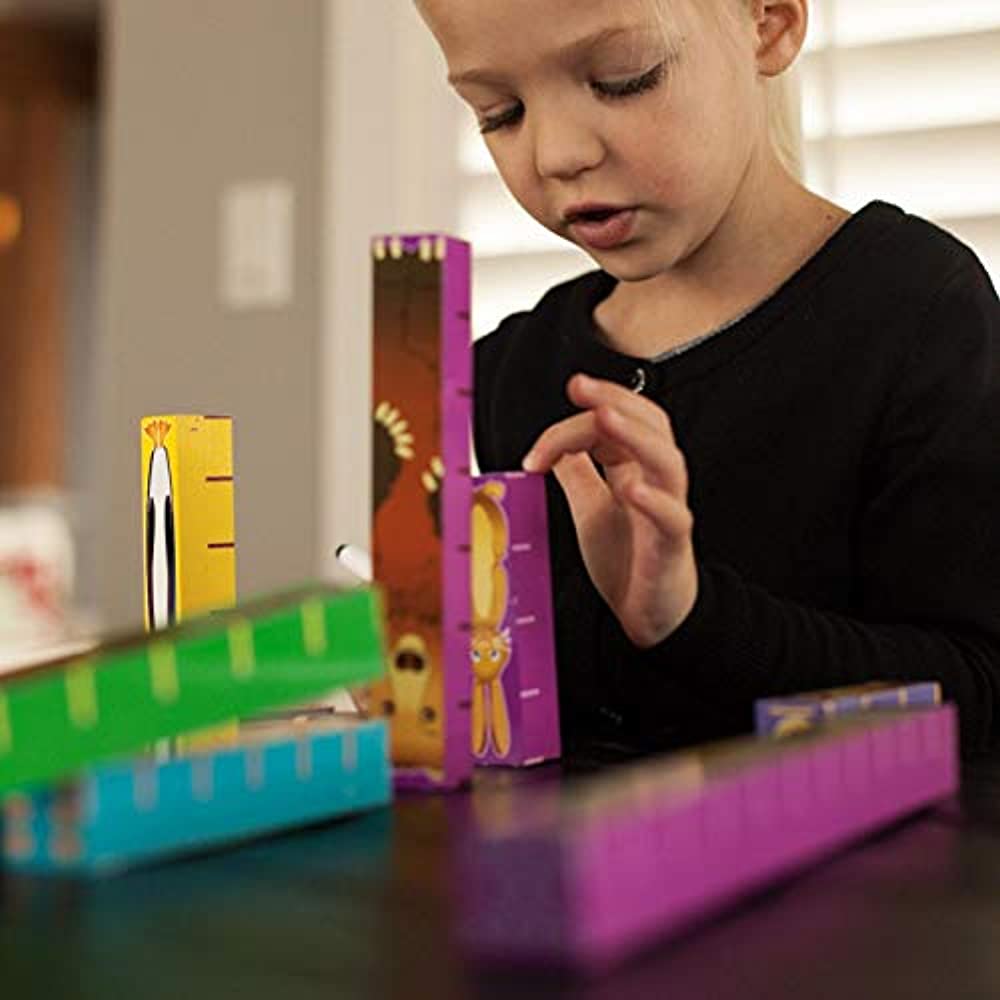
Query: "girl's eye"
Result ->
[[479, 103, 524, 136], [477, 61, 666, 136], [592, 61, 666, 100]]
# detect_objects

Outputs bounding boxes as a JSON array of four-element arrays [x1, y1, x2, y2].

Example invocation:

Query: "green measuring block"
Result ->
[[0, 584, 385, 793]]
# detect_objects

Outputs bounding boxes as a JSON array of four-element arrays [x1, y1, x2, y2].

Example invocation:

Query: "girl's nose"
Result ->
[[531, 110, 604, 180]]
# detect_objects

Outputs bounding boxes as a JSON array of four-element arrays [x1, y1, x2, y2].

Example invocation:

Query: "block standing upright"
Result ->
[[370, 235, 473, 789]]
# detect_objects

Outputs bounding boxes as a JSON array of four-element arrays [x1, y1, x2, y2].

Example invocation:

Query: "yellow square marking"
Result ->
[[301, 599, 328, 657], [228, 619, 256, 679], [149, 642, 179, 704], [65, 662, 99, 730], [0, 692, 10, 755]]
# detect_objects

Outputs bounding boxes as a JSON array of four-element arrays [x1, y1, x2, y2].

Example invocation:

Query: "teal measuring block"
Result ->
[[3, 716, 391, 874]]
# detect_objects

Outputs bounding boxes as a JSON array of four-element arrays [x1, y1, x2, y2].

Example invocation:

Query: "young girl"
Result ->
[[415, 0, 1000, 755]]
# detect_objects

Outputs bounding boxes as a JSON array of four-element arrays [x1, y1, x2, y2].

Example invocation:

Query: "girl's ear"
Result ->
[[750, 0, 808, 78]]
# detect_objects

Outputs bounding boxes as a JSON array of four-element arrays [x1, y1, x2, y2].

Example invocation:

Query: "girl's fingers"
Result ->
[[567, 374, 676, 442], [524, 403, 687, 499], [596, 405, 689, 500], [551, 452, 609, 527], [523, 411, 612, 472], [625, 479, 695, 547]]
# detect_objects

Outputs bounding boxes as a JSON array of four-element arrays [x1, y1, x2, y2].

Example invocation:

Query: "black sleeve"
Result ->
[[626, 256, 1000, 754], [473, 313, 532, 474], [473, 332, 500, 474]]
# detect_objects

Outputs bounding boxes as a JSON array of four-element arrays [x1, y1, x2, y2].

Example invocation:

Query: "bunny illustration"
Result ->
[[471, 481, 513, 758]]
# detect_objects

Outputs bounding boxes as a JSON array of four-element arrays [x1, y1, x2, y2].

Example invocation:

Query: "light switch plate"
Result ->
[[220, 180, 294, 310]]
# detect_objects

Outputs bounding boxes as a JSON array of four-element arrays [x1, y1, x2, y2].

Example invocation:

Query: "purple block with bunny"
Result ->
[[471, 472, 561, 767]]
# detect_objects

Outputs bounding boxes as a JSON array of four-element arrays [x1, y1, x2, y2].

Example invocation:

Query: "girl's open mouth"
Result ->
[[567, 208, 637, 251]]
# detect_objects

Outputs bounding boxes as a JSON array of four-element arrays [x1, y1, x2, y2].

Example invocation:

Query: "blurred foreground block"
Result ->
[[461, 706, 958, 972], [3, 715, 390, 874], [0, 584, 385, 792]]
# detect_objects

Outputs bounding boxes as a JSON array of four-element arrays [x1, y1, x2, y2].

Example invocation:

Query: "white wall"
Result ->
[[320, 0, 462, 572]]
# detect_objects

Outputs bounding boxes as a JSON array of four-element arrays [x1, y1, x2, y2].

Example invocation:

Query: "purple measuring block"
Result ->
[[371, 234, 472, 791], [470, 472, 560, 767], [460, 705, 958, 971], [755, 681, 942, 737]]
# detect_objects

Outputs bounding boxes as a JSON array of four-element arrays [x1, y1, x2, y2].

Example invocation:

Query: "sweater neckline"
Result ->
[[560, 200, 904, 392]]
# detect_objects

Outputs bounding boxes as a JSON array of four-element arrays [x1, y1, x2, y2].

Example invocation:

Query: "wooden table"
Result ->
[[3, 752, 1000, 1000]]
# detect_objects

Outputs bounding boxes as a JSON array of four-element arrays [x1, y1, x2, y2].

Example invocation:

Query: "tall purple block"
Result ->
[[460, 705, 959, 971], [371, 234, 472, 791]]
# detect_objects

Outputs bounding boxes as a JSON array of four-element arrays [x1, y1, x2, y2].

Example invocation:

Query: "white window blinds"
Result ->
[[453, 0, 1000, 339]]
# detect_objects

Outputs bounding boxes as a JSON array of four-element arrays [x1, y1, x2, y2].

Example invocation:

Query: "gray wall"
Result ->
[[93, 0, 324, 629]]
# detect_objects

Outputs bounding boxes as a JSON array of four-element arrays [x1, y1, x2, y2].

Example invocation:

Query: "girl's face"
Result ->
[[419, 0, 771, 283]]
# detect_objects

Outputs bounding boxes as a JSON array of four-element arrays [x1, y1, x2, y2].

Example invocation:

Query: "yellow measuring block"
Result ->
[[142, 414, 238, 751], [141, 414, 236, 626]]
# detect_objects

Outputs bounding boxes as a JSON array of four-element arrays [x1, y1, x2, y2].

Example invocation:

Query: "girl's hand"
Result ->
[[522, 374, 697, 648]]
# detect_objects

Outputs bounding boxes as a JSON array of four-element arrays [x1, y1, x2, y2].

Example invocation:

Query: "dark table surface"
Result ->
[[3, 750, 1000, 1000]]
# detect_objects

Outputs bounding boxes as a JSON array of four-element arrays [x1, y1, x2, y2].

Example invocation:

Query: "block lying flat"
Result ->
[[755, 681, 942, 736], [461, 706, 958, 971], [0, 585, 385, 793], [3, 716, 390, 874]]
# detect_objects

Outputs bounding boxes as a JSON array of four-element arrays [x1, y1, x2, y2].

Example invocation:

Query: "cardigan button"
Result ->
[[628, 367, 647, 394]]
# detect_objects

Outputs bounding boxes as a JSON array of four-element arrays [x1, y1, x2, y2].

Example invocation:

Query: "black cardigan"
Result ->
[[474, 201, 1000, 756]]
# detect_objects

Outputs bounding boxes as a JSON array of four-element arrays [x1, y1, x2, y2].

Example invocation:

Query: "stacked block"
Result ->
[[0, 585, 385, 793]]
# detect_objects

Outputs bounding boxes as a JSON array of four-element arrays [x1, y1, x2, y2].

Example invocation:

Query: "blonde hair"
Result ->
[[765, 71, 804, 178], [645, 0, 805, 178]]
